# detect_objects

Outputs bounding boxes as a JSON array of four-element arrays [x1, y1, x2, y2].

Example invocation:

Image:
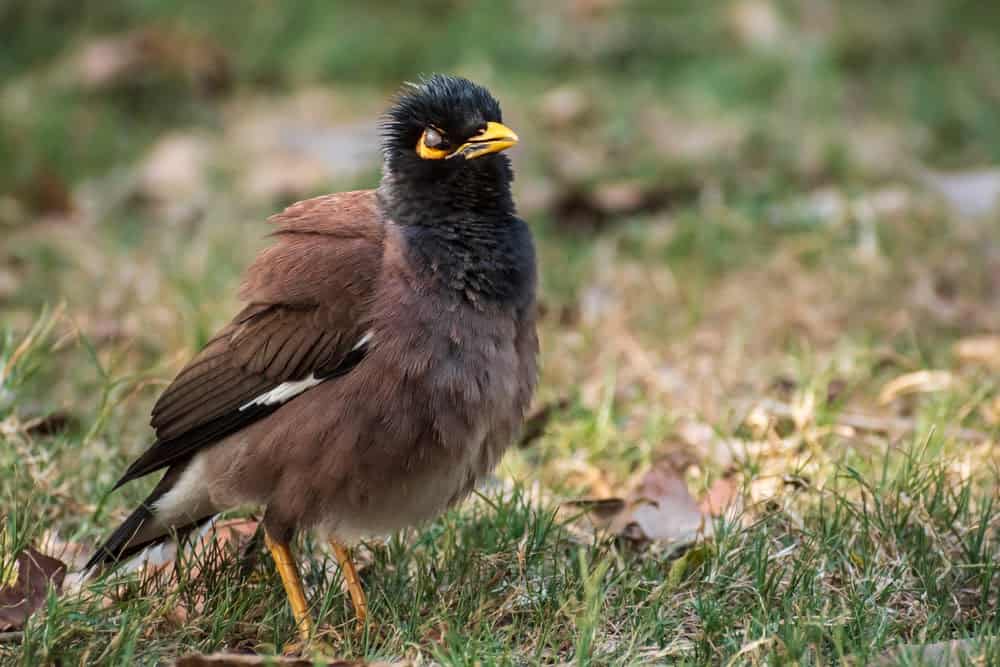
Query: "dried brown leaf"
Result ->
[[610, 461, 706, 544], [0, 547, 66, 631]]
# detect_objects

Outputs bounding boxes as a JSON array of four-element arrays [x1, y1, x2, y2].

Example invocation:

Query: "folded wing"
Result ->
[[114, 191, 385, 488]]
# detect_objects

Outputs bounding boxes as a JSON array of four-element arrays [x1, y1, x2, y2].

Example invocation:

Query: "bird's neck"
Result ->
[[377, 164, 530, 306]]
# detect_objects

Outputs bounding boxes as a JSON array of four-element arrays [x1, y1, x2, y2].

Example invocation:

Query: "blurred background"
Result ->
[[6, 0, 1000, 523], [6, 0, 1000, 520], [3, 2, 1000, 661]]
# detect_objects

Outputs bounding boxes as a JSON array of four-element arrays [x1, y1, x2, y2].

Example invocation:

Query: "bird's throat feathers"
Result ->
[[377, 158, 532, 307]]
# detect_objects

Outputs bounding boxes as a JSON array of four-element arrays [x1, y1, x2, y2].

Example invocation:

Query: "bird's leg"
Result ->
[[330, 540, 367, 626], [265, 531, 313, 644]]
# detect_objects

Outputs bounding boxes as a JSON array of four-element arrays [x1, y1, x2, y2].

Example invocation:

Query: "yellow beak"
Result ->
[[449, 121, 519, 160]]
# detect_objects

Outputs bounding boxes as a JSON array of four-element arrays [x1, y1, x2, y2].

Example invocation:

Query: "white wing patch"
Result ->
[[239, 374, 323, 410], [352, 329, 374, 350], [238, 329, 373, 411]]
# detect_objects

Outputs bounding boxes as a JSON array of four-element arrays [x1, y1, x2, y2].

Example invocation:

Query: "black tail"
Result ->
[[85, 466, 195, 572], [84, 502, 159, 572]]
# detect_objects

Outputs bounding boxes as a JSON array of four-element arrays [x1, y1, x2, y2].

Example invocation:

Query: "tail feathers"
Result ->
[[85, 464, 208, 573], [85, 501, 159, 572], [85, 506, 216, 573]]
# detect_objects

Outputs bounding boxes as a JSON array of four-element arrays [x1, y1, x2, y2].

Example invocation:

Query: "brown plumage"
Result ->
[[86, 74, 538, 643]]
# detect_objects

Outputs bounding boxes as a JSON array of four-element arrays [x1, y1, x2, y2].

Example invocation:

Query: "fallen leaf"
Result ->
[[610, 460, 707, 544], [0, 547, 66, 631], [566, 462, 737, 544], [878, 370, 954, 405], [175, 654, 409, 667], [954, 336, 1000, 369]]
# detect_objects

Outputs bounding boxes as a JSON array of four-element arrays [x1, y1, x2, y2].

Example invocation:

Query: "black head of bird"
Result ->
[[379, 74, 518, 192]]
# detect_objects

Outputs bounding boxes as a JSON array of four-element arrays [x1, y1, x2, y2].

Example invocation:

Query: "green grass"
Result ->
[[6, 373, 999, 665], [4, 1, 1000, 665]]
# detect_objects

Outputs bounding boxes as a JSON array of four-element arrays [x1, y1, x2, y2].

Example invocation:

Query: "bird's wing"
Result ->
[[114, 191, 385, 488]]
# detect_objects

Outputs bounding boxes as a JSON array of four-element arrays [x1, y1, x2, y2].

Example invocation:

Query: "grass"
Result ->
[[6, 440, 998, 665], [4, 1, 1000, 665]]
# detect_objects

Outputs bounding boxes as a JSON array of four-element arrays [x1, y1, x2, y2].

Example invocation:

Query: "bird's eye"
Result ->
[[424, 127, 444, 148]]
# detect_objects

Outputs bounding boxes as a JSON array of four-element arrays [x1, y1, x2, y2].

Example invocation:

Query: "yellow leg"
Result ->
[[265, 532, 313, 644], [330, 540, 368, 626]]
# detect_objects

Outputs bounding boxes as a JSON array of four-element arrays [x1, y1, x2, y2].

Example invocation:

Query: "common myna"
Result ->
[[85, 74, 538, 643]]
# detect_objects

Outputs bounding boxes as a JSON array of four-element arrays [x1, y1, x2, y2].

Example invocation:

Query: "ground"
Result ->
[[2, 2, 1000, 665]]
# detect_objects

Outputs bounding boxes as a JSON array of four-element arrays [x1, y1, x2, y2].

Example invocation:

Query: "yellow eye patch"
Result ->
[[416, 127, 450, 160], [416, 122, 519, 161]]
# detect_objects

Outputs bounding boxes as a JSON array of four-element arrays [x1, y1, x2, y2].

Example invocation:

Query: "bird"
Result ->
[[85, 74, 538, 646]]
